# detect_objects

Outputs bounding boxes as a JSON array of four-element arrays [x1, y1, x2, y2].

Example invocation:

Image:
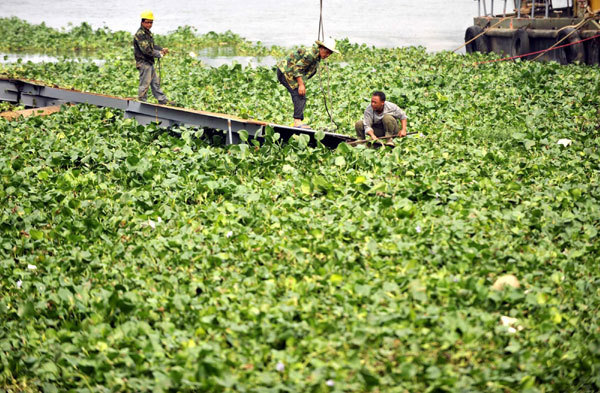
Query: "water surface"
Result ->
[[1, 0, 485, 51]]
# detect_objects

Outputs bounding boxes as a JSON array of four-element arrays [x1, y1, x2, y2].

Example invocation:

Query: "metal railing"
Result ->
[[477, 0, 554, 18]]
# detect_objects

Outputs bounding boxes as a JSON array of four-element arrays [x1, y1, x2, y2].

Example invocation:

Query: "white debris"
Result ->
[[189, 51, 197, 58], [415, 225, 422, 233], [148, 219, 156, 229], [27, 264, 36, 270], [226, 231, 233, 238], [500, 315, 524, 334], [157, 217, 162, 223], [275, 361, 285, 372], [492, 274, 520, 291], [326, 379, 335, 387], [500, 316, 518, 326], [557, 138, 572, 147], [16, 279, 22, 288]]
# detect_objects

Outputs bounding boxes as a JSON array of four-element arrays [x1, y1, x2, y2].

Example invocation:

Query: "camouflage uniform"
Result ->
[[133, 26, 167, 103], [276, 45, 322, 121]]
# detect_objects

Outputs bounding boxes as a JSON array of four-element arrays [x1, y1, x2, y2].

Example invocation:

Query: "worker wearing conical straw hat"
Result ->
[[276, 38, 339, 129]]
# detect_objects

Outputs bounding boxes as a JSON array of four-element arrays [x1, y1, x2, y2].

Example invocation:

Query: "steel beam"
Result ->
[[0, 79, 20, 103], [0, 78, 356, 149]]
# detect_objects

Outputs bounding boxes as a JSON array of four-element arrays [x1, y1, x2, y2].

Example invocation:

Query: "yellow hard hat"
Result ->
[[140, 10, 154, 20]]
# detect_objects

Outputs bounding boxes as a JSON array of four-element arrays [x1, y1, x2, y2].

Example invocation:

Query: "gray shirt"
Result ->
[[363, 101, 408, 133]]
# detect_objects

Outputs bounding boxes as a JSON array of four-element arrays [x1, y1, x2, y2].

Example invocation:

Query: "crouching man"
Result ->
[[355, 91, 407, 140]]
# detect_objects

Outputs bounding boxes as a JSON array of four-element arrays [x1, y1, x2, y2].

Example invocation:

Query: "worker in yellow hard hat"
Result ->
[[133, 10, 173, 105]]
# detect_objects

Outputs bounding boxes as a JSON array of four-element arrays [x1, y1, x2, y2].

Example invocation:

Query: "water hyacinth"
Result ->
[[0, 18, 599, 393]]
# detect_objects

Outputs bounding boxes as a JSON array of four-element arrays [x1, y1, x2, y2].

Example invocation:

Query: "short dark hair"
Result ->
[[372, 91, 386, 102]]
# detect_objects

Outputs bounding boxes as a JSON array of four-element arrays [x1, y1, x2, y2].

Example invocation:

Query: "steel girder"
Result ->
[[0, 78, 355, 149]]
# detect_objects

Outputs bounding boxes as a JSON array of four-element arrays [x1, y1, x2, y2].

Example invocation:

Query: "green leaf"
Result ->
[[29, 229, 44, 240], [238, 129, 249, 142], [368, 182, 386, 194], [330, 274, 343, 284], [315, 129, 325, 141]]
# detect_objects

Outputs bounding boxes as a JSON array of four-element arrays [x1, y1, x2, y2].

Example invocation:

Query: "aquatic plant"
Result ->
[[1, 22, 600, 392]]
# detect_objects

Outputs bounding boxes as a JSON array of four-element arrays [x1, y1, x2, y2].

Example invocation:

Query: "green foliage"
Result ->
[[0, 17, 282, 57], [0, 17, 130, 53], [1, 21, 600, 393]]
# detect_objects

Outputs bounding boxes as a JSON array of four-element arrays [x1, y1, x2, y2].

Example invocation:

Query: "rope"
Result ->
[[475, 32, 600, 65], [347, 132, 418, 146], [529, 15, 590, 61], [157, 57, 162, 85], [318, 63, 339, 130], [316, 0, 338, 130], [453, 17, 510, 52], [318, 0, 325, 41]]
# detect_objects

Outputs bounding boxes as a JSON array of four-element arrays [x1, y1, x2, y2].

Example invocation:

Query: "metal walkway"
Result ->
[[0, 78, 356, 149]]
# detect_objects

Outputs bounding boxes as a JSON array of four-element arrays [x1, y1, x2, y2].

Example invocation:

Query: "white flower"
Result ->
[[326, 379, 335, 387], [148, 219, 156, 229], [557, 138, 572, 147], [507, 327, 517, 334], [157, 217, 162, 223], [419, 133, 425, 138], [275, 361, 285, 372], [435, 192, 440, 198], [16, 279, 22, 288], [415, 225, 422, 233], [27, 264, 36, 270], [226, 231, 233, 238], [189, 51, 197, 58]]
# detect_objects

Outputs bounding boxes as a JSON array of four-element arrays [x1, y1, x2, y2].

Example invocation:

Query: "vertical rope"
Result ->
[[317, 0, 338, 130], [157, 58, 162, 86], [318, 0, 325, 41]]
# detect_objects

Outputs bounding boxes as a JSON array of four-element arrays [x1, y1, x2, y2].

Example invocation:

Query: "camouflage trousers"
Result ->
[[276, 69, 306, 121], [137, 62, 167, 103], [355, 115, 399, 139]]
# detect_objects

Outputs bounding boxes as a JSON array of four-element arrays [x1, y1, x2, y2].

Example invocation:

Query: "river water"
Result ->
[[1, 0, 489, 52]]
